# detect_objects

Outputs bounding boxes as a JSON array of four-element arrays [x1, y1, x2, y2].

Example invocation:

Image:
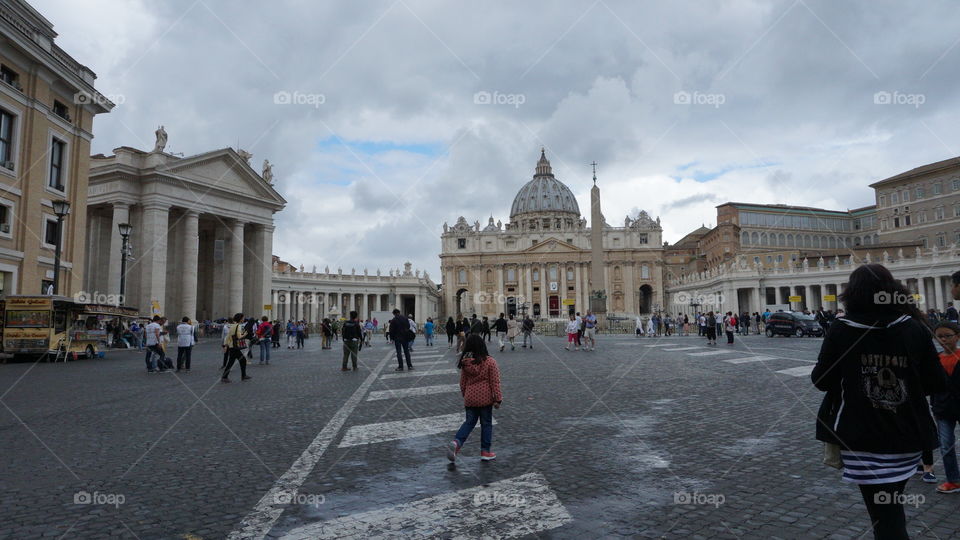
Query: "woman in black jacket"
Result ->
[[445, 317, 456, 347], [813, 264, 946, 540]]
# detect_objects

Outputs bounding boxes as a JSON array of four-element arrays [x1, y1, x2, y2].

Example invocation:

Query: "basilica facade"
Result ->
[[440, 151, 665, 320]]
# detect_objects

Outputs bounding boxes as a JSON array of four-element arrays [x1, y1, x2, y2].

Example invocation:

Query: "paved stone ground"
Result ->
[[1, 330, 958, 539]]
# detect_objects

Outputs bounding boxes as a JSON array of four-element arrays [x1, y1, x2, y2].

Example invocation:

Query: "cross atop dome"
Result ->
[[535, 147, 553, 177]]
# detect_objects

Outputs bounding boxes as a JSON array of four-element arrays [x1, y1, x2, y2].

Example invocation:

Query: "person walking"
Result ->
[[257, 316, 273, 365], [521, 315, 534, 349], [445, 317, 457, 348], [222, 313, 252, 383], [565, 314, 580, 351], [506, 314, 519, 351], [635, 315, 644, 337], [175, 317, 195, 372], [481, 316, 491, 343], [341, 311, 362, 372], [408, 315, 418, 351], [363, 319, 374, 347], [932, 321, 960, 493], [446, 334, 502, 463], [583, 311, 597, 350], [389, 309, 413, 371], [646, 316, 655, 337], [424, 317, 435, 347], [724, 312, 736, 344], [144, 315, 166, 373], [574, 312, 583, 348], [705, 311, 717, 345], [492, 313, 508, 352], [812, 263, 945, 539], [272, 321, 281, 348], [286, 320, 296, 349], [296, 320, 306, 349]]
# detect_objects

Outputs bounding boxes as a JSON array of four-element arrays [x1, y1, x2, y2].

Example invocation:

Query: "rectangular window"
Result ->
[[893, 217, 900, 228], [936, 207, 945, 220], [753, 256, 760, 264], [457, 238, 466, 249], [891, 192, 899, 204], [955, 206, 960, 218], [0, 204, 9, 234], [916, 187, 924, 199], [934, 183, 942, 195], [532, 270, 539, 281], [52, 101, 70, 121], [0, 65, 17, 86], [954, 179, 960, 191], [457, 269, 466, 283], [638, 233, 648, 244], [49, 138, 65, 191], [566, 238, 573, 244], [549, 266, 557, 280], [566, 268, 573, 280], [919, 211, 927, 223], [506, 268, 516, 282], [44, 218, 59, 246], [0, 109, 12, 166], [485, 241, 491, 248], [776, 254, 783, 263], [904, 215, 911, 226], [879, 195, 886, 207], [937, 234, 946, 247]]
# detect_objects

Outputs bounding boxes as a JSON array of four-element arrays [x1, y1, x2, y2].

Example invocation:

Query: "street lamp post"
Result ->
[[51, 199, 71, 296], [118, 223, 133, 305]]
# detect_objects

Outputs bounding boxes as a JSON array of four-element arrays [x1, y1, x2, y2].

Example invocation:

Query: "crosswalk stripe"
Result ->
[[380, 368, 458, 380], [367, 384, 460, 401], [279, 472, 572, 539], [723, 356, 775, 364], [338, 412, 496, 448], [661, 347, 702, 351], [777, 365, 814, 377], [687, 350, 738, 356], [642, 343, 674, 348]]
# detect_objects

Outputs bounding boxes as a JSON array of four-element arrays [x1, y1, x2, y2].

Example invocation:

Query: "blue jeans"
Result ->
[[144, 344, 162, 371], [425, 333, 433, 346], [937, 417, 960, 483], [260, 340, 271, 364], [455, 405, 493, 451], [394, 339, 411, 368]]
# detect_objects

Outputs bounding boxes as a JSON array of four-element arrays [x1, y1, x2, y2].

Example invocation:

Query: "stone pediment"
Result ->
[[159, 149, 286, 205], [523, 238, 579, 253]]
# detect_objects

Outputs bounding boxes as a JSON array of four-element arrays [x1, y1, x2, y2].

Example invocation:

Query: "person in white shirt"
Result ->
[[176, 317, 196, 372], [221, 320, 232, 368], [408, 316, 418, 351], [635, 316, 644, 337], [143, 316, 168, 373], [565, 315, 580, 351]]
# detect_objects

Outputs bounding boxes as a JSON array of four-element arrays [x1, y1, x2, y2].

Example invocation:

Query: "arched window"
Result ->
[[787, 234, 794, 247], [614, 266, 622, 281], [485, 269, 493, 283], [741, 231, 749, 245], [751, 232, 759, 245]]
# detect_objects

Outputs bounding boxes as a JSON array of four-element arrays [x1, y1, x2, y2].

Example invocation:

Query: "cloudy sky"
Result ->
[[33, 0, 960, 277]]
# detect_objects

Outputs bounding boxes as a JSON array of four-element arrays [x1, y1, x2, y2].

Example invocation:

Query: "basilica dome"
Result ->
[[509, 149, 581, 219]]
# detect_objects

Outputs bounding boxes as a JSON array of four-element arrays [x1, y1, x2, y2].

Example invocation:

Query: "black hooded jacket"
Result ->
[[812, 311, 946, 453]]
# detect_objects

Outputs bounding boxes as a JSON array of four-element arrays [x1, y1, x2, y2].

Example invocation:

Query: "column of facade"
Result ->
[[139, 203, 170, 315], [107, 202, 130, 298], [574, 263, 582, 313], [540, 263, 548, 317], [472, 266, 483, 316], [624, 262, 636, 316], [935, 276, 946, 311], [524, 265, 533, 313], [496, 264, 505, 315], [750, 285, 761, 314], [180, 210, 200, 321], [228, 220, 245, 316], [260, 225, 275, 317]]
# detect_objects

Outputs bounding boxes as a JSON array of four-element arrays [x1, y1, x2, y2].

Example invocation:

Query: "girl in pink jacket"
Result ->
[[447, 334, 503, 462]]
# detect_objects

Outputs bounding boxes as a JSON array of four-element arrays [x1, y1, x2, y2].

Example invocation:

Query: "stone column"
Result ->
[[524, 265, 533, 313], [750, 286, 761, 314], [260, 225, 275, 317], [473, 266, 483, 316], [361, 293, 368, 320], [180, 210, 200, 321], [107, 202, 130, 298], [139, 203, 170, 316], [229, 220, 245, 316], [935, 276, 945, 311], [496, 264, 505, 315], [574, 263, 582, 313], [540, 263, 548, 317]]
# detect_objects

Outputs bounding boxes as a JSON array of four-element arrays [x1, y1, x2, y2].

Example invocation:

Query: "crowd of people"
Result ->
[[440, 312, 539, 354]]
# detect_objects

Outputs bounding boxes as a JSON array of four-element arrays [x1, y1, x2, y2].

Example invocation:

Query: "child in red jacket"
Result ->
[[447, 334, 502, 462]]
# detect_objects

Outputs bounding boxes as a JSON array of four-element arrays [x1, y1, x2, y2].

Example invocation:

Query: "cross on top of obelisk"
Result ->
[[590, 161, 598, 185]]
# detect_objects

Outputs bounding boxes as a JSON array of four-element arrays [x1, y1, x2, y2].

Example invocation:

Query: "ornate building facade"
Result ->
[[0, 1, 113, 296], [440, 151, 665, 320], [85, 135, 285, 321]]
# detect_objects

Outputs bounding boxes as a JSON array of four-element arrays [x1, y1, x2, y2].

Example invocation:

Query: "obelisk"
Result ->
[[589, 162, 606, 314]]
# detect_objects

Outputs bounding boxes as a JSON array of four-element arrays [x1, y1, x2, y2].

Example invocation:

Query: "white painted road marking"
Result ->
[[723, 356, 776, 364], [278, 472, 572, 539], [366, 384, 460, 401], [687, 350, 738, 357], [662, 347, 702, 352], [228, 349, 393, 540], [338, 412, 496, 448], [380, 368, 458, 380], [777, 365, 815, 377]]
